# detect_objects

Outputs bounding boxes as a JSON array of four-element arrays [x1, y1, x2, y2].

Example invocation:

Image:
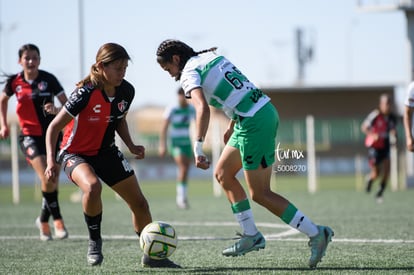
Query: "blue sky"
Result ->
[[0, 0, 408, 110]]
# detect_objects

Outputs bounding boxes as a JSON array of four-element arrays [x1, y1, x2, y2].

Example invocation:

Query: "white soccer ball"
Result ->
[[139, 221, 178, 259]]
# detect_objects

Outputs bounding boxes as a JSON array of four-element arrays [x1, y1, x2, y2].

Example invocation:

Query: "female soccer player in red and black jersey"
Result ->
[[0, 44, 68, 241], [361, 94, 397, 203], [45, 43, 180, 268]]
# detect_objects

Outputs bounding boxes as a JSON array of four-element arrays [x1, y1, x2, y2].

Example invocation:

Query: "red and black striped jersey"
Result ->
[[3, 70, 64, 136], [363, 109, 397, 149], [61, 80, 134, 156]]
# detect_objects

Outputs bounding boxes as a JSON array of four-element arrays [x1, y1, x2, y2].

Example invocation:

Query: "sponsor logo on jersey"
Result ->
[[93, 104, 101, 113], [88, 116, 100, 122], [118, 100, 128, 112], [15, 85, 22, 93], [38, 81, 48, 91]]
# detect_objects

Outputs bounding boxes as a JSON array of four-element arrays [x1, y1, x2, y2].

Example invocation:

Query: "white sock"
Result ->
[[289, 210, 319, 237], [234, 209, 258, 236], [176, 182, 187, 203]]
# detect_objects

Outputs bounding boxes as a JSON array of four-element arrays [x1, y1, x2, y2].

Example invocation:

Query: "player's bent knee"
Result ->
[[82, 180, 102, 198], [214, 168, 232, 184]]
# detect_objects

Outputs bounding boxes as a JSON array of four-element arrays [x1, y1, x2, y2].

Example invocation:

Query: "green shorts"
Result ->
[[168, 144, 193, 158], [228, 102, 279, 170]]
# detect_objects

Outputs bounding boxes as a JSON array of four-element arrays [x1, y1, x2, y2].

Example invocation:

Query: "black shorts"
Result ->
[[19, 134, 62, 161], [59, 147, 135, 187], [368, 147, 390, 167]]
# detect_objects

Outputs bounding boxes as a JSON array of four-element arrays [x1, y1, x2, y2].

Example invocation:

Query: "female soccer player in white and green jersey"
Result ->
[[159, 88, 195, 209], [156, 39, 334, 268]]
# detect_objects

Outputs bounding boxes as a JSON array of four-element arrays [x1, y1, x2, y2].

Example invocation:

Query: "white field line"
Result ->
[[0, 235, 414, 244], [1, 235, 413, 244], [0, 221, 413, 244]]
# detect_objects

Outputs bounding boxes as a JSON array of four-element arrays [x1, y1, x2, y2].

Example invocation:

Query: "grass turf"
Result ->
[[0, 176, 413, 274]]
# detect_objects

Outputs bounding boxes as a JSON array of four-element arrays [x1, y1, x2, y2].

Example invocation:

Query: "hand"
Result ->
[[193, 141, 210, 170], [44, 103, 59, 115], [0, 126, 9, 139], [195, 155, 210, 170], [130, 145, 145, 159], [44, 162, 58, 181]]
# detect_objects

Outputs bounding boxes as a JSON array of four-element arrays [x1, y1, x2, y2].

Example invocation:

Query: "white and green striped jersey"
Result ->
[[180, 52, 270, 119], [163, 104, 195, 146]]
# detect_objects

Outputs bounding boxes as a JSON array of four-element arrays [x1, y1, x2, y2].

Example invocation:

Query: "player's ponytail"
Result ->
[[196, 47, 217, 55]]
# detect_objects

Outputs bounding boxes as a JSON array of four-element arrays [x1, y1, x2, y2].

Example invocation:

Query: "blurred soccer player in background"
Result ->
[[0, 43, 68, 241], [361, 94, 397, 203], [159, 88, 195, 209]]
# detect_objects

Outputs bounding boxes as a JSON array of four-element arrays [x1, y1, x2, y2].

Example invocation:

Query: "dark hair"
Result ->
[[77, 43, 130, 88], [156, 39, 217, 80], [380, 93, 392, 103], [18, 44, 40, 58], [1, 44, 40, 84], [177, 88, 184, 95]]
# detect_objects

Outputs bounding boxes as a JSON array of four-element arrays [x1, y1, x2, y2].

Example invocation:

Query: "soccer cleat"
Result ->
[[35, 217, 52, 241], [54, 219, 69, 240], [141, 254, 181, 268], [222, 232, 266, 257], [376, 188, 385, 203], [176, 199, 189, 210], [376, 196, 384, 204], [308, 225, 334, 268], [87, 239, 104, 266]]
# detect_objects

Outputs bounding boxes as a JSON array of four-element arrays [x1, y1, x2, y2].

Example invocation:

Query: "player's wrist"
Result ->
[[194, 141, 205, 157]]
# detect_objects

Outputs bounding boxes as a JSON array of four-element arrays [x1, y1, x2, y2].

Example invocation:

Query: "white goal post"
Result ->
[[306, 115, 317, 193], [11, 122, 20, 204]]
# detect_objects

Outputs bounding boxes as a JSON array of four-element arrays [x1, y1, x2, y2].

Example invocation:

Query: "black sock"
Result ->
[[376, 181, 386, 197], [42, 191, 62, 220], [366, 178, 373, 192], [39, 198, 51, 223], [84, 212, 102, 241]]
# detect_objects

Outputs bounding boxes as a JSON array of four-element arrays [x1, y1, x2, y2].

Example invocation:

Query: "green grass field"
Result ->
[[0, 175, 413, 274]]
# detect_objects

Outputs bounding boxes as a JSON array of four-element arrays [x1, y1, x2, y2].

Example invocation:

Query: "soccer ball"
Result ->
[[139, 221, 177, 259]]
